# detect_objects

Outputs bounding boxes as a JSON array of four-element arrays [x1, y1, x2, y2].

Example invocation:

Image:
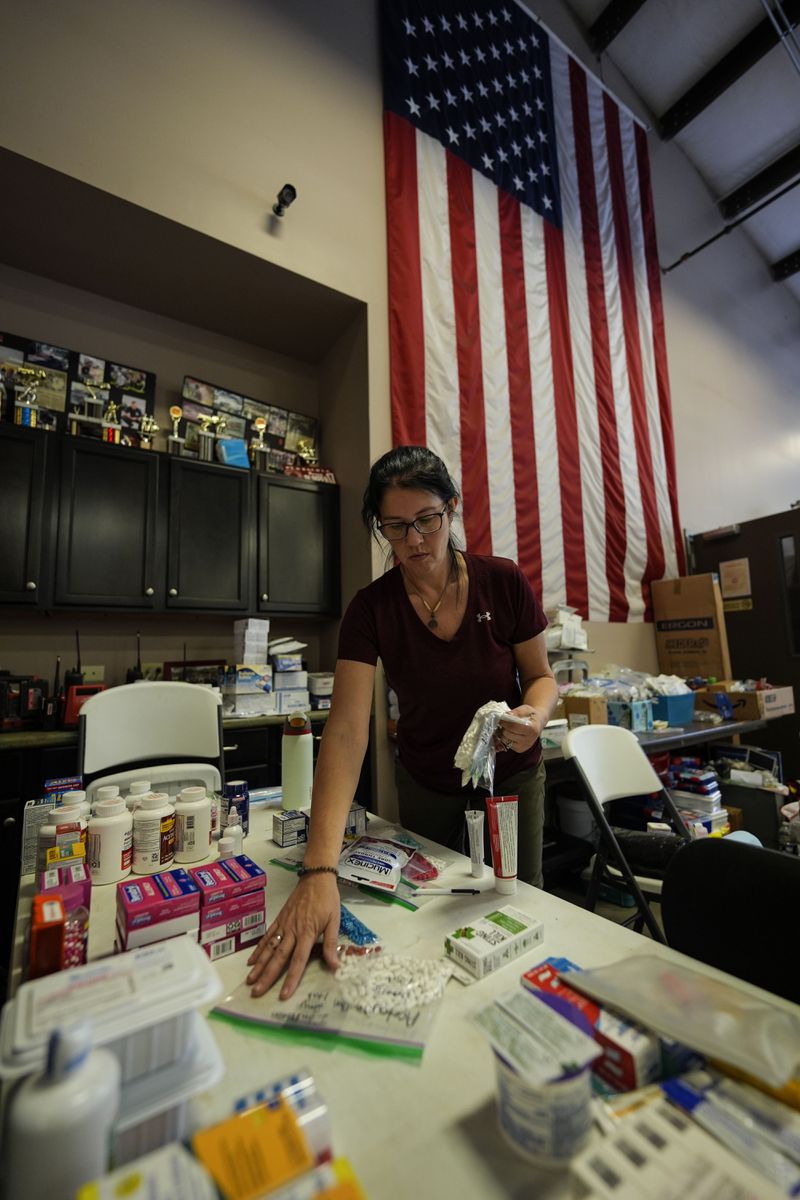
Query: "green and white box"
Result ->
[[444, 906, 544, 979]]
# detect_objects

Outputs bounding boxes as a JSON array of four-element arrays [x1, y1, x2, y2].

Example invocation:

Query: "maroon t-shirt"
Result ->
[[337, 554, 548, 793]]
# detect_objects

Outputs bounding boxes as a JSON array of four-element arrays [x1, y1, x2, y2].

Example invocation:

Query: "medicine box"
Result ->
[[0, 938, 222, 1085], [607, 699, 654, 733], [564, 696, 608, 728], [277, 688, 310, 713], [345, 803, 367, 838], [271, 653, 304, 672], [444, 906, 544, 979], [222, 665, 272, 693], [274, 669, 308, 690], [189, 855, 266, 905], [308, 672, 334, 696], [199, 889, 267, 960], [272, 809, 309, 847], [39, 861, 92, 913], [117, 913, 199, 950], [117, 869, 200, 932], [311, 696, 331, 710]]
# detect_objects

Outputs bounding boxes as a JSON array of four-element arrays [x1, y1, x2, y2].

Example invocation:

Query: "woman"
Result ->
[[247, 446, 558, 999]]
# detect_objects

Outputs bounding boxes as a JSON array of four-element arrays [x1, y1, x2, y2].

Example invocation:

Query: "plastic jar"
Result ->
[[92, 784, 120, 814], [124, 780, 152, 812], [60, 790, 91, 821], [224, 779, 250, 835], [36, 806, 88, 876], [174, 786, 213, 864], [132, 792, 175, 875], [87, 797, 134, 884]]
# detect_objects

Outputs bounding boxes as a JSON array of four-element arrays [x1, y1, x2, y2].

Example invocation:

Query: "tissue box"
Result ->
[[444, 907, 544, 979]]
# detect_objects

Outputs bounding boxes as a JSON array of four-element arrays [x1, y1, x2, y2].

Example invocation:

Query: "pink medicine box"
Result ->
[[39, 862, 92, 914], [116, 868, 200, 933], [199, 888, 267, 961], [189, 854, 266, 906]]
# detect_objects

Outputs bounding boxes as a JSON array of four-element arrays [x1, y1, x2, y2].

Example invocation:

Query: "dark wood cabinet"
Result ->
[[167, 458, 251, 610], [55, 438, 160, 607], [0, 425, 50, 605], [257, 474, 340, 615]]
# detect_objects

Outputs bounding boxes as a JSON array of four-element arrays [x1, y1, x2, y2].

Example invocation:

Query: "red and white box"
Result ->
[[199, 888, 266, 962], [189, 854, 266, 906], [116, 868, 200, 950]]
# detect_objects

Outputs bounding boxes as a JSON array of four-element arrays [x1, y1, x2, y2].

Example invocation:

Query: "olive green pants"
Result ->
[[395, 759, 546, 888]]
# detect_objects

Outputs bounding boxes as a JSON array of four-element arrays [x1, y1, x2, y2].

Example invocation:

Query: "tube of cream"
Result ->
[[465, 809, 486, 879], [486, 795, 518, 894]]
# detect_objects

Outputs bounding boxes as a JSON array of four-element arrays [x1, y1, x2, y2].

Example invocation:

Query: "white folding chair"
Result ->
[[562, 724, 692, 941], [78, 681, 225, 796]]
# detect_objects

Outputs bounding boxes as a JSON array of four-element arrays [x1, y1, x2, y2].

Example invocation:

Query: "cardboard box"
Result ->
[[564, 696, 608, 728], [116, 868, 200, 933], [607, 699, 654, 733], [272, 809, 309, 847], [277, 689, 310, 713], [695, 681, 795, 721], [444, 906, 544, 979], [189, 854, 266, 906], [650, 574, 732, 681], [199, 889, 266, 960]]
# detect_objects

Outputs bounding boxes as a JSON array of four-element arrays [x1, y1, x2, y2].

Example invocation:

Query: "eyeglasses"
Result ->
[[377, 506, 449, 542]]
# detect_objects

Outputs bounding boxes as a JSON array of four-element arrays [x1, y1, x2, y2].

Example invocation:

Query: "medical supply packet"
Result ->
[[566, 955, 800, 1088], [444, 906, 544, 979], [474, 988, 601, 1085], [337, 836, 409, 891]]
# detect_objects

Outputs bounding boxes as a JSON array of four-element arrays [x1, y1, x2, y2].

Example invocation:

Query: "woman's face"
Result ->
[[378, 486, 454, 574]]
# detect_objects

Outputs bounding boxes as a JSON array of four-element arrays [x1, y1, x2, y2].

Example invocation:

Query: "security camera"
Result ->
[[273, 184, 297, 217]]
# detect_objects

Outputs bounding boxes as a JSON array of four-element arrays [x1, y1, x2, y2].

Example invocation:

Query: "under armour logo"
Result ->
[[477, 611, 492, 622]]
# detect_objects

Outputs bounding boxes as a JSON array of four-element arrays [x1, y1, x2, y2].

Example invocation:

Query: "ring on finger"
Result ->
[[271, 931, 284, 946]]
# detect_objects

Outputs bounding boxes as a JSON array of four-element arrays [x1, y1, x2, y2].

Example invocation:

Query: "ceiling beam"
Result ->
[[718, 143, 800, 219], [588, 0, 649, 54], [658, 0, 800, 140], [770, 247, 800, 281]]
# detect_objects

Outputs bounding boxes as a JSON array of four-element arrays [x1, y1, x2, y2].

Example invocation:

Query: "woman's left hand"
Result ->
[[496, 706, 543, 753]]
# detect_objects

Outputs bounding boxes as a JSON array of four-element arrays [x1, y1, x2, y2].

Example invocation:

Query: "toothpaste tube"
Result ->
[[465, 808, 486, 878], [486, 795, 518, 894]]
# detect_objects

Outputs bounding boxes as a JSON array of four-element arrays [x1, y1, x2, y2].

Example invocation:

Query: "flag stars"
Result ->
[[528, 167, 538, 182], [495, 112, 506, 127], [473, 11, 484, 29], [536, 97, 545, 112], [506, 72, 516, 87], [497, 147, 508, 163], [531, 33, 540, 48], [520, 69, 530, 84], [508, 105, 519, 121], [543, 195, 553, 210], [492, 77, 503, 93], [482, 152, 494, 170], [440, 14, 451, 32], [510, 139, 521, 155], [426, 92, 440, 110], [525, 134, 535, 149], [459, 48, 471, 66], [461, 85, 473, 101], [403, 18, 416, 36], [480, 116, 492, 133], [513, 174, 524, 191], [442, 51, 454, 68], [463, 120, 476, 138], [501, 7, 511, 21], [446, 126, 460, 144], [422, 16, 435, 34], [444, 87, 457, 105], [424, 54, 437, 70], [488, 10, 498, 26], [504, 40, 514, 55], [456, 13, 468, 30], [518, 38, 527, 52], [405, 57, 419, 76], [541, 162, 551, 176], [477, 81, 489, 97], [533, 65, 542, 79], [406, 96, 421, 116], [489, 43, 501, 59], [475, 46, 486, 63], [538, 130, 548, 144], [523, 101, 532, 117]]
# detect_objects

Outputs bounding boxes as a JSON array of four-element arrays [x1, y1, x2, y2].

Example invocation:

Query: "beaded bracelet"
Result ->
[[297, 864, 339, 879]]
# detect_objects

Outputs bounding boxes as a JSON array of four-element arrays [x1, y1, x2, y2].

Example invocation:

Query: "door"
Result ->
[[257, 475, 340, 614], [0, 425, 49, 605], [167, 459, 251, 610], [55, 438, 160, 607], [690, 509, 800, 779]]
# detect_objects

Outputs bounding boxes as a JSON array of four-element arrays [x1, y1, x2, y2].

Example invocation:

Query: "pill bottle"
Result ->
[[87, 797, 133, 884], [36, 806, 87, 876], [92, 784, 120, 814], [281, 713, 313, 812], [3, 1019, 120, 1200], [218, 835, 236, 860], [132, 792, 175, 875], [225, 806, 244, 856], [60, 790, 91, 822], [174, 786, 213, 864], [224, 779, 250, 836], [124, 779, 152, 812]]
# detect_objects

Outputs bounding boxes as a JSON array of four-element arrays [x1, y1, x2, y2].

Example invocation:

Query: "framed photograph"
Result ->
[[35, 367, 69, 412], [242, 397, 268, 422], [182, 376, 216, 407], [284, 411, 318, 454], [163, 659, 225, 685], [266, 405, 289, 439], [217, 413, 246, 439], [27, 341, 70, 371], [184, 422, 200, 453], [214, 389, 244, 416], [108, 361, 147, 393], [78, 353, 106, 384], [267, 447, 296, 472], [119, 393, 147, 430]]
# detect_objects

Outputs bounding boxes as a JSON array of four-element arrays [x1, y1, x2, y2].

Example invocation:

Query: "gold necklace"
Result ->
[[415, 579, 450, 629]]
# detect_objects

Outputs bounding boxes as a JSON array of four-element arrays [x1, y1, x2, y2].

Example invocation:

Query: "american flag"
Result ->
[[381, 0, 685, 622]]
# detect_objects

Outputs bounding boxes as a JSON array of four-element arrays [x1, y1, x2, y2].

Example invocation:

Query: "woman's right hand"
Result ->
[[245, 872, 341, 1000]]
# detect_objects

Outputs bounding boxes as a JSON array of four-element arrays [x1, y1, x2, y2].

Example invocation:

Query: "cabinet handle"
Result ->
[[261, 593, 268, 601], [145, 587, 154, 596], [25, 581, 37, 591], [169, 587, 178, 596], [3, 817, 15, 829], [223, 744, 239, 752]]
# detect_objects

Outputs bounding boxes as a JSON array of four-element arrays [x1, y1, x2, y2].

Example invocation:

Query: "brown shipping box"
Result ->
[[650, 574, 732, 682], [564, 696, 608, 728], [695, 681, 795, 722]]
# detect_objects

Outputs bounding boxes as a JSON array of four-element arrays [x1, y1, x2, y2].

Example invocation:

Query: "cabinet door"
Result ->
[[0, 425, 49, 605], [167, 459, 250, 610], [257, 476, 340, 614], [55, 439, 160, 607]]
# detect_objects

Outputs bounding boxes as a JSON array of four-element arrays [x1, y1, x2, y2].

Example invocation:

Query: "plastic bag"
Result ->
[[336, 952, 452, 1017], [453, 700, 513, 791], [337, 836, 409, 892]]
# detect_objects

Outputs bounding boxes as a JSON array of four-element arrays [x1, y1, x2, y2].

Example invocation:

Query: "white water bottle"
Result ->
[[1, 1019, 120, 1200], [281, 711, 313, 812]]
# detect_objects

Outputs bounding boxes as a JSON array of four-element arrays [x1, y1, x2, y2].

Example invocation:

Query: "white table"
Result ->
[[10, 808, 793, 1199]]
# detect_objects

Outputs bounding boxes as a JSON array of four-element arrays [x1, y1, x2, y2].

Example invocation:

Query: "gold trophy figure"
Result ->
[[296, 437, 319, 466], [13, 367, 45, 429], [197, 411, 220, 462], [139, 413, 159, 450], [102, 398, 122, 445], [168, 405, 185, 457], [250, 416, 269, 472]]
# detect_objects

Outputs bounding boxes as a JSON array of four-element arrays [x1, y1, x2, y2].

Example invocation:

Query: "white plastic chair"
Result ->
[[78, 681, 224, 791], [561, 724, 692, 941]]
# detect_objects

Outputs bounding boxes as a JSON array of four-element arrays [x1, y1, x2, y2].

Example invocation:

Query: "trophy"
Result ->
[[197, 412, 220, 462], [249, 416, 269, 472], [168, 405, 184, 457], [102, 398, 122, 445], [13, 367, 45, 429], [296, 436, 319, 466], [139, 413, 159, 450]]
